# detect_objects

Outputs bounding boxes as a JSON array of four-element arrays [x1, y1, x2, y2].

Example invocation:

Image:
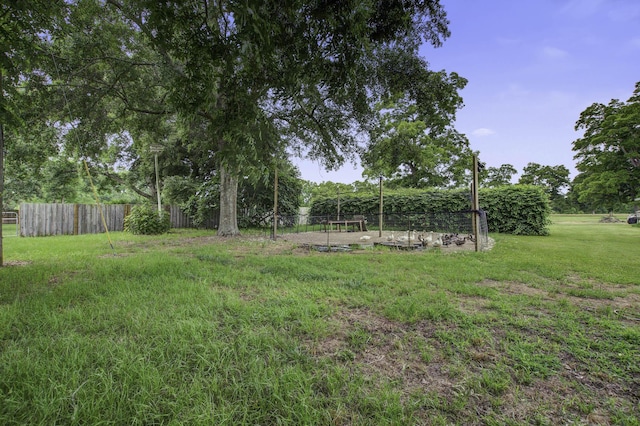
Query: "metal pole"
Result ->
[[378, 175, 383, 237], [337, 186, 340, 220]]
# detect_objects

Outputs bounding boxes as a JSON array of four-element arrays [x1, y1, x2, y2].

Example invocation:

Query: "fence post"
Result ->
[[273, 166, 278, 240], [73, 204, 79, 235], [472, 155, 480, 252], [378, 175, 383, 237], [326, 214, 330, 247]]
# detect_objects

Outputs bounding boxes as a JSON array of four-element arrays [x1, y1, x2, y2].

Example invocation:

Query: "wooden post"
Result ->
[[73, 204, 80, 235], [155, 153, 161, 214], [472, 155, 480, 252], [150, 145, 164, 215], [273, 165, 278, 239], [378, 175, 383, 237], [0, 70, 4, 266]]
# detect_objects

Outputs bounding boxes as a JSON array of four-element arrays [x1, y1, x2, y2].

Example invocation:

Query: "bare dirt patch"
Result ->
[[277, 230, 487, 253], [120, 230, 491, 257], [479, 279, 640, 323], [2, 260, 31, 267], [307, 307, 455, 396], [167, 231, 489, 257], [306, 305, 639, 424], [479, 279, 549, 298]]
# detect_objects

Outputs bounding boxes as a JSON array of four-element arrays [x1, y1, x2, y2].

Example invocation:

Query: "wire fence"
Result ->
[[258, 210, 491, 251], [11, 203, 491, 251]]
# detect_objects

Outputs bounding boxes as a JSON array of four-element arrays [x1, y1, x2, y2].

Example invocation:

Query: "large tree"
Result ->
[[480, 164, 517, 188], [518, 163, 570, 212], [362, 91, 470, 188], [97, 0, 459, 235], [43, 1, 176, 202], [11, 0, 463, 237], [518, 162, 570, 209], [572, 82, 640, 212], [1, 1, 64, 266]]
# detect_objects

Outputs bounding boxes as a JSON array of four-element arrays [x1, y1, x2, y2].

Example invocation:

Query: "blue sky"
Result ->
[[296, 0, 640, 183]]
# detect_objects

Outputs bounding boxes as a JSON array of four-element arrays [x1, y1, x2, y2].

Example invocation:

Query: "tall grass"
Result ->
[[1, 219, 639, 424]]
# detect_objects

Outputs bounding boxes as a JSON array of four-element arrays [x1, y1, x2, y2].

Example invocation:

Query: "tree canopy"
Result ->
[[572, 81, 640, 212], [1, 1, 67, 265], [480, 164, 517, 188], [518, 163, 569, 196], [4, 0, 467, 242], [362, 91, 471, 189], [55, 0, 463, 234]]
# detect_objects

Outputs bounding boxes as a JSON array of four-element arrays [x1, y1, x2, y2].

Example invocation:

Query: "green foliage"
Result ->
[[7, 0, 465, 237], [162, 175, 201, 207], [41, 157, 81, 203], [179, 180, 219, 228], [237, 163, 302, 227], [176, 163, 302, 228], [519, 163, 570, 194], [310, 187, 465, 217], [123, 204, 170, 235], [306, 181, 377, 203], [363, 90, 470, 189], [572, 81, 640, 211], [481, 186, 552, 235], [480, 164, 517, 188], [310, 186, 551, 235], [518, 162, 570, 212]]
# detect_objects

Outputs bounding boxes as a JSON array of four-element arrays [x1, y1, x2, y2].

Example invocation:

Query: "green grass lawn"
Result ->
[[1, 218, 639, 425], [1, 224, 18, 237], [551, 213, 630, 224]]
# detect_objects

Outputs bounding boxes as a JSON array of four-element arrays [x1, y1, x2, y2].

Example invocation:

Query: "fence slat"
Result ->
[[18, 203, 217, 237]]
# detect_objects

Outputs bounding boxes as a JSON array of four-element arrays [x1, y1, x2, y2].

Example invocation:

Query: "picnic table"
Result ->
[[323, 219, 367, 232]]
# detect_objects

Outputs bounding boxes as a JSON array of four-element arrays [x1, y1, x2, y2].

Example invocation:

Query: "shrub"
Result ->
[[480, 186, 551, 235], [124, 204, 171, 235]]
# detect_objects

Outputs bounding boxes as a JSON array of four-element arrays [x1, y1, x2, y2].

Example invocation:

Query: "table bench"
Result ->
[[323, 219, 367, 232]]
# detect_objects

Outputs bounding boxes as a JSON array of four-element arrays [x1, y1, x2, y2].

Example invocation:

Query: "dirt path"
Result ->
[[275, 230, 488, 252]]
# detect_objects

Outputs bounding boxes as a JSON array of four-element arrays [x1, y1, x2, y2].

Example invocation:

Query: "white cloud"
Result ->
[[472, 128, 496, 137]]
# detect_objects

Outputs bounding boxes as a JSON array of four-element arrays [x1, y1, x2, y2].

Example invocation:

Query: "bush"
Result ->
[[480, 186, 551, 235], [124, 204, 171, 235]]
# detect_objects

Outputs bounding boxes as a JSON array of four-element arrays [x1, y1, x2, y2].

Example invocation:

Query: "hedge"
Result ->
[[309, 185, 551, 235]]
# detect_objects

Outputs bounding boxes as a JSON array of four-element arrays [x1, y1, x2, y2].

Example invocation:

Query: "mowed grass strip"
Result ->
[[1, 220, 639, 425]]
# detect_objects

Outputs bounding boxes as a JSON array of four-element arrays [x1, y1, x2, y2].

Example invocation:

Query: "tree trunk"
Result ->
[[1, 70, 4, 267], [217, 164, 240, 236], [0, 121, 4, 267]]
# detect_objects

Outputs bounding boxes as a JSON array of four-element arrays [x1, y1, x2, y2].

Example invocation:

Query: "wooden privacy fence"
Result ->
[[19, 203, 216, 237]]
